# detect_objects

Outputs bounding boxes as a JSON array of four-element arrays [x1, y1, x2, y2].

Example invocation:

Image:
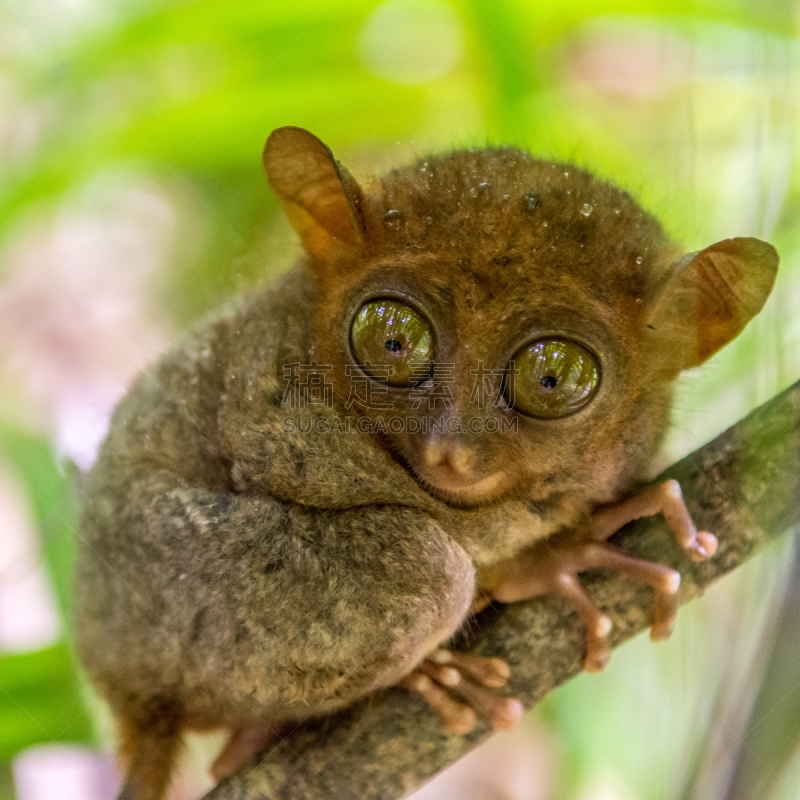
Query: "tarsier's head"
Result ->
[[264, 127, 778, 508]]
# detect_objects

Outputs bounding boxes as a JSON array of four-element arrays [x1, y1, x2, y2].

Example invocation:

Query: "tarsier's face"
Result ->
[[265, 128, 778, 509], [310, 153, 679, 508], [342, 286, 607, 505]]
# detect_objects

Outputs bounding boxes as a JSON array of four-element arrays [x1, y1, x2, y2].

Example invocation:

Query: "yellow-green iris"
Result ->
[[350, 299, 435, 386], [507, 338, 600, 418]]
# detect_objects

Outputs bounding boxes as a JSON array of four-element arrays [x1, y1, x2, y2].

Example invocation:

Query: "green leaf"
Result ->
[[0, 427, 79, 625], [0, 644, 93, 760]]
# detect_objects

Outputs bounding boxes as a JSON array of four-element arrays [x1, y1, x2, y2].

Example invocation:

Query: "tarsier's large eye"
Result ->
[[506, 337, 600, 418], [350, 299, 435, 386]]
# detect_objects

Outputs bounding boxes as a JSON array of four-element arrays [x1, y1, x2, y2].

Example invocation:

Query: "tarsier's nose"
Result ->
[[423, 437, 477, 480]]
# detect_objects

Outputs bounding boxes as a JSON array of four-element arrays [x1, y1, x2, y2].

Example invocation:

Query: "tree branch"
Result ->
[[205, 379, 800, 800]]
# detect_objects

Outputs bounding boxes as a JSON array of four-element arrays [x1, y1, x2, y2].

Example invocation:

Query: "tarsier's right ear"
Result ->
[[647, 237, 778, 371], [264, 126, 365, 260]]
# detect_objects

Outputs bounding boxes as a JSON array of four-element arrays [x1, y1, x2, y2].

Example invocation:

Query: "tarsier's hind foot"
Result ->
[[210, 655, 519, 781], [211, 722, 291, 783], [399, 650, 523, 734], [490, 480, 717, 672]]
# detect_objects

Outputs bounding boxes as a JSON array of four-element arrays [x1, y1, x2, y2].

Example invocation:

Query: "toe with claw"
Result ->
[[399, 649, 523, 734]]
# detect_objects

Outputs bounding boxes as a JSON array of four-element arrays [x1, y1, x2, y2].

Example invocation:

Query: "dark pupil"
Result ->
[[385, 338, 403, 353], [540, 375, 558, 389]]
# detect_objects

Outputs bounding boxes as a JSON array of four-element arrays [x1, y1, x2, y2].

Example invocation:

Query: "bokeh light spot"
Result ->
[[357, 0, 464, 85]]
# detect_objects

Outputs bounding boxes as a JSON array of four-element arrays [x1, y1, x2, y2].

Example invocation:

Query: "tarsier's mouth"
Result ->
[[416, 469, 509, 507], [407, 436, 513, 506]]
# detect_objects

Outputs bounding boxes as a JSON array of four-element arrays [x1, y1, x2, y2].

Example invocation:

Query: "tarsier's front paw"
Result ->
[[399, 650, 523, 734], [580, 480, 717, 666], [512, 539, 685, 672], [488, 480, 718, 673]]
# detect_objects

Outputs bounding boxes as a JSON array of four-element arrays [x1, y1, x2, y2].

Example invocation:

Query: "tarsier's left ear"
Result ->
[[263, 126, 365, 259], [648, 237, 778, 370]]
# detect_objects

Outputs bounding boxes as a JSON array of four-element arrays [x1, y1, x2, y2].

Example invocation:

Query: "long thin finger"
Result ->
[[585, 483, 664, 542], [580, 542, 680, 639], [399, 672, 477, 734], [452, 679, 523, 732], [419, 659, 461, 688], [585, 481, 717, 562], [658, 480, 718, 561], [553, 572, 612, 673], [430, 650, 510, 688]]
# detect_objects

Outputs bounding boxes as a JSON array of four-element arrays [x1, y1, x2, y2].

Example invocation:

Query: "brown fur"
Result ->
[[73, 127, 778, 800]]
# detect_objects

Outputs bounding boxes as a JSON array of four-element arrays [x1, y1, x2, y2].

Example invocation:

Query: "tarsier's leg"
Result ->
[[399, 649, 522, 734], [486, 480, 718, 673], [115, 710, 181, 800], [208, 655, 514, 779]]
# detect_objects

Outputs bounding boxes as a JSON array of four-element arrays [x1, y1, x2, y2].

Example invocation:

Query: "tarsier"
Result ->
[[74, 126, 778, 800]]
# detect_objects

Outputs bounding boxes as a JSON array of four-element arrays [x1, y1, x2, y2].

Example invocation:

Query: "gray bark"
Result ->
[[205, 379, 800, 800]]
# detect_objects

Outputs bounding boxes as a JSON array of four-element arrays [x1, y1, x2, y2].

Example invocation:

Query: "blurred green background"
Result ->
[[1, 1, 799, 798]]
